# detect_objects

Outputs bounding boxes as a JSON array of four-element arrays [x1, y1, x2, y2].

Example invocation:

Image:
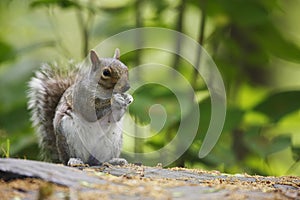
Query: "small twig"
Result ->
[[191, 1, 206, 89], [1, 139, 10, 158], [134, 0, 143, 155], [172, 0, 186, 71], [285, 161, 300, 175], [75, 0, 95, 58], [134, 0, 143, 69], [46, 6, 72, 58], [76, 11, 88, 58]]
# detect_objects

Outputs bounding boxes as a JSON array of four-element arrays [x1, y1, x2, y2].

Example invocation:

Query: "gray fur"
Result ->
[[28, 50, 132, 166], [28, 62, 78, 162]]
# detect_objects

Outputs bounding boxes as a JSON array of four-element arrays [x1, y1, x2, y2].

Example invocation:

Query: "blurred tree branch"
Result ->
[[172, 0, 186, 71], [191, 1, 206, 89]]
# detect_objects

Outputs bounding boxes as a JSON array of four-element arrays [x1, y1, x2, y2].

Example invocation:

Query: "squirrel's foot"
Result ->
[[106, 158, 128, 166], [67, 158, 88, 167]]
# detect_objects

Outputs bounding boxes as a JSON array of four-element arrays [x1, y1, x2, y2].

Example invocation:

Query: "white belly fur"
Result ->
[[61, 111, 123, 163]]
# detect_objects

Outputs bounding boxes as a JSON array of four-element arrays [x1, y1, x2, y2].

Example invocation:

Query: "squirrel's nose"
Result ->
[[123, 83, 130, 92], [118, 82, 130, 93], [113, 79, 130, 93]]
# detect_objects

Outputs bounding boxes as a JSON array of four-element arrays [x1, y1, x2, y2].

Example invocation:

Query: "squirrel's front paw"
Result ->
[[110, 93, 133, 122], [122, 93, 133, 105], [111, 93, 126, 108], [112, 93, 133, 108]]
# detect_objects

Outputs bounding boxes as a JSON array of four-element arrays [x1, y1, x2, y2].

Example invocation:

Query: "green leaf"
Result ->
[[253, 91, 300, 122], [266, 135, 291, 156], [291, 146, 300, 162], [255, 24, 300, 63], [225, 0, 269, 27], [222, 108, 244, 133], [30, 0, 80, 9], [196, 0, 275, 27], [244, 128, 291, 158], [0, 40, 15, 63]]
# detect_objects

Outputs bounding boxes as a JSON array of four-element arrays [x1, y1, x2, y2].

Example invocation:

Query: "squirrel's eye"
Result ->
[[102, 68, 111, 77]]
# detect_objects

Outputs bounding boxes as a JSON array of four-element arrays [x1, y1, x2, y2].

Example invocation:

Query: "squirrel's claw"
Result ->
[[67, 158, 88, 167]]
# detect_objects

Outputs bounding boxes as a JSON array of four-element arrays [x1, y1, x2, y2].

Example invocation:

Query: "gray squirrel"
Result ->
[[28, 48, 133, 166]]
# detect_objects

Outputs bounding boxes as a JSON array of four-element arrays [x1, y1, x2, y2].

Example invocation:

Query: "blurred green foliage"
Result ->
[[1, 0, 300, 176]]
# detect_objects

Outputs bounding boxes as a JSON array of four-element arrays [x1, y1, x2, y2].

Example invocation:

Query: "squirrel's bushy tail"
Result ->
[[27, 63, 78, 162]]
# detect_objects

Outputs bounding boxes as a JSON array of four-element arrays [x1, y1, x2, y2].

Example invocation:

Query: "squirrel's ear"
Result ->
[[90, 50, 100, 66], [113, 48, 120, 60]]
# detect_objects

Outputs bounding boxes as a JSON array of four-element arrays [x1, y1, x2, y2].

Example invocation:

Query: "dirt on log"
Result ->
[[0, 158, 299, 200]]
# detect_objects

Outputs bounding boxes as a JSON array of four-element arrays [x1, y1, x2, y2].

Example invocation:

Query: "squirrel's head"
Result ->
[[90, 49, 130, 94]]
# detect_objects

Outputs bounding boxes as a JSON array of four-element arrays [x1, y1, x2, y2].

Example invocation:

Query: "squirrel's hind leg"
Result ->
[[107, 158, 128, 166], [67, 158, 87, 167], [87, 156, 128, 166], [53, 99, 74, 165]]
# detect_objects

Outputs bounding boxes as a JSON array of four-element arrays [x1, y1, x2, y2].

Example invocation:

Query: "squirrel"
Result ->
[[27, 48, 133, 166]]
